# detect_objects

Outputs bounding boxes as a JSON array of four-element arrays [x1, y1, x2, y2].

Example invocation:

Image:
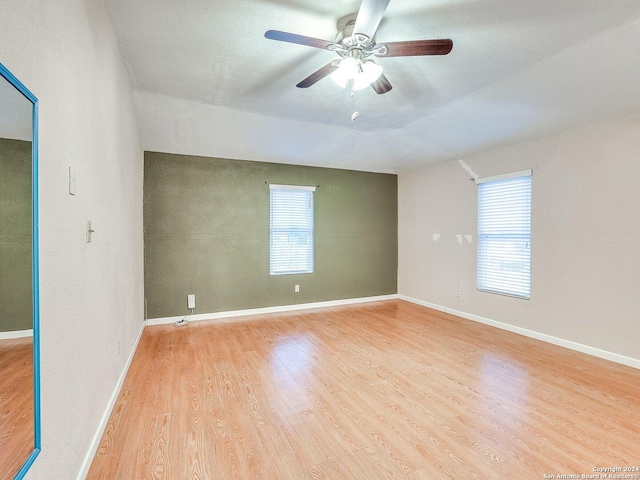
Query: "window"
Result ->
[[477, 170, 531, 299], [269, 184, 315, 275]]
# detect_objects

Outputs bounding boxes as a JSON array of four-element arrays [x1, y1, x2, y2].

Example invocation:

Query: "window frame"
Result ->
[[269, 184, 315, 276], [476, 170, 532, 300]]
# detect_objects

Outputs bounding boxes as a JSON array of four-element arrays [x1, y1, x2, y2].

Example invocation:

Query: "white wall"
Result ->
[[0, 0, 144, 478], [399, 113, 640, 363]]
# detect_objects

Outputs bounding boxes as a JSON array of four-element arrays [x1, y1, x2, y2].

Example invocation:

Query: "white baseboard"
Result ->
[[0, 328, 33, 340], [76, 320, 146, 480], [398, 295, 640, 370], [147, 294, 399, 326]]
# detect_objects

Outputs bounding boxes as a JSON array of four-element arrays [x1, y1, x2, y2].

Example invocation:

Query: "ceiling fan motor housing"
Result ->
[[335, 14, 358, 44], [333, 14, 384, 59]]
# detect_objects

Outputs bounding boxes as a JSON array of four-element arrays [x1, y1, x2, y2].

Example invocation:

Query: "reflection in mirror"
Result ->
[[0, 63, 40, 480]]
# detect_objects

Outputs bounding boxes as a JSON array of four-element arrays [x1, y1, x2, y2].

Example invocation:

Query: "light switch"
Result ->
[[69, 166, 76, 195]]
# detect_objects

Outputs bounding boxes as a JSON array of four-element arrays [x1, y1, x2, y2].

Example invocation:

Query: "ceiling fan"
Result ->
[[264, 0, 453, 94]]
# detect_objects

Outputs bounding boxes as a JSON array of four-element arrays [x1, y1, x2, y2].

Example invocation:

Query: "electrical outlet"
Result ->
[[187, 294, 195, 309], [456, 289, 460, 297], [294, 285, 300, 293]]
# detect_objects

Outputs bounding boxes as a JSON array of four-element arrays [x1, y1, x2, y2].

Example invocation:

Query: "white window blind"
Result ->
[[269, 185, 315, 275], [477, 172, 531, 299]]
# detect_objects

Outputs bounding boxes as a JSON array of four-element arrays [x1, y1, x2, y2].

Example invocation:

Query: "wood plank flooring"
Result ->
[[87, 300, 640, 479], [0, 337, 34, 480]]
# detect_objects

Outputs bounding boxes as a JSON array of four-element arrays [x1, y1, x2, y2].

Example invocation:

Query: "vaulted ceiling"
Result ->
[[106, 0, 640, 173]]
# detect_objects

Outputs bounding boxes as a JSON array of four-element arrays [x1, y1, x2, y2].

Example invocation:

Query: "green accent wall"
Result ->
[[0, 138, 32, 332], [144, 152, 397, 319]]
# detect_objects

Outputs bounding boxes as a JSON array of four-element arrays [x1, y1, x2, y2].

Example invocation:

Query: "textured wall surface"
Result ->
[[0, 138, 32, 332], [144, 152, 398, 318], [399, 112, 640, 362], [0, 0, 144, 478]]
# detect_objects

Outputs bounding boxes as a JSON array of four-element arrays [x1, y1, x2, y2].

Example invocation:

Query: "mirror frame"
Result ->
[[0, 62, 41, 479]]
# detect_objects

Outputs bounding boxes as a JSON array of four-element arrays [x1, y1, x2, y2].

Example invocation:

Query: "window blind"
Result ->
[[269, 186, 314, 275], [477, 172, 531, 299]]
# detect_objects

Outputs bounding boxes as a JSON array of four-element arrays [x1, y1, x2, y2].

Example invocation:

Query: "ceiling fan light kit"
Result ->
[[264, 0, 453, 95], [330, 57, 383, 91]]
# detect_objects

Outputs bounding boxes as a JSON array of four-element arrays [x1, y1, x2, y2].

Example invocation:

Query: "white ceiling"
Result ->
[[105, 0, 640, 173]]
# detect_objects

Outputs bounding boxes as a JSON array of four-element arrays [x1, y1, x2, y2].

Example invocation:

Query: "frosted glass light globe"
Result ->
[[330, 57, 359, 87], [331, 58, 383, 90]]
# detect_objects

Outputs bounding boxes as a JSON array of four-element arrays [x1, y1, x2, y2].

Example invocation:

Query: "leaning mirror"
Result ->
[[0, 62, 40, 479]]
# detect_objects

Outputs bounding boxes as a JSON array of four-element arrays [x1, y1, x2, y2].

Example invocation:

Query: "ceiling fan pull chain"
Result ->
[[351, 91, 360, 121]]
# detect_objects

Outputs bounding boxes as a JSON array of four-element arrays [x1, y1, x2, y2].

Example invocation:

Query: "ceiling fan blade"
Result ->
[[296, 62, 338, 88], [353, 0, 390, 39], [381, 39, 453, 57], [265, 30, 334, 50], [371, 73, 392, 94]]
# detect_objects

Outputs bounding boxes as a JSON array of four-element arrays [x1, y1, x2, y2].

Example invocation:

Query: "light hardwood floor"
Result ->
[[88, 300, 640, 479], [0, 337, 33, 480]]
